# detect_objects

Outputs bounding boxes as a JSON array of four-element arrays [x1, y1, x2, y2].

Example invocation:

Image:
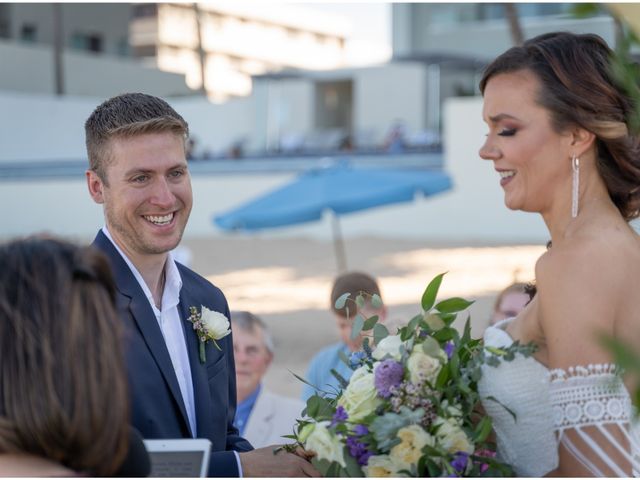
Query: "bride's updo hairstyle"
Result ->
[[480, 32, 640, 221]]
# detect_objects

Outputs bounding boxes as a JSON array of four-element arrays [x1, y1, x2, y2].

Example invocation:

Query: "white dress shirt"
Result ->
[[102, 227, 197, 437]]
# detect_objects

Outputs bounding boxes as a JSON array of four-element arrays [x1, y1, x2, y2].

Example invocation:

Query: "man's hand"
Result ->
[[239, 446, 321, 477]]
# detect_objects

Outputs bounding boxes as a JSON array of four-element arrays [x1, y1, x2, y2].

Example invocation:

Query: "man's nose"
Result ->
[[150, 178, 175, 207]]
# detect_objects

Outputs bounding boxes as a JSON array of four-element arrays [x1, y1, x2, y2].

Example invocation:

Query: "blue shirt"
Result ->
[[301, 342, 353, 402], [234, 384, 261, 436]]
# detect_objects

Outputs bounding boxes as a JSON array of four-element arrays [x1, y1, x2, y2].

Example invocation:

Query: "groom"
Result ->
[[84, 93, 317, 477]]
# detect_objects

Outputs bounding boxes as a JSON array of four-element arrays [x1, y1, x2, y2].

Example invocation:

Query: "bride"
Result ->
[[477, 32, 640, 476]]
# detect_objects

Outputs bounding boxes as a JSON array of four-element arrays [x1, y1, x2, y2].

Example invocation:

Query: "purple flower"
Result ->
[[444, 341, 455, 359], [346, 436, 372, 466], [353, 424, 369, 436], [374, 359, 404, 398], [450, 452, 469, 474], [331, 405, 348, 426]]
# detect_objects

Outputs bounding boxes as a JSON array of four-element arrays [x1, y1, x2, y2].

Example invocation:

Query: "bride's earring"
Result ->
[[571, 154, 580, 218]]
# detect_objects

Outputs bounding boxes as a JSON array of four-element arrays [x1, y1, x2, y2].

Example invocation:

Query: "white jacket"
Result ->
[[244, 388, 305, 448]]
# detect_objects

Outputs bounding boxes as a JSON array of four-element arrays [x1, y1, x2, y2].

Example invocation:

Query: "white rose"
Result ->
[[303, 421, 346, 467], [363, 454, 404, 477], [434, 417, 474, 454], [389, 425, 435, 471], [337, 366, 381, 422], [406, 345, 443, 386], [372, 335, 404, 361], [200, 306, 231, 340]]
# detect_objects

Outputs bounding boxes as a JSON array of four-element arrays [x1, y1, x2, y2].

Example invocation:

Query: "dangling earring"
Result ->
[[571, 154, 580, 218]]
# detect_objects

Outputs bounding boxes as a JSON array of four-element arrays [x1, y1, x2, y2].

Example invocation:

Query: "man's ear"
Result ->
[[570, 126, 596, 159], [86, 169, 105, 204]]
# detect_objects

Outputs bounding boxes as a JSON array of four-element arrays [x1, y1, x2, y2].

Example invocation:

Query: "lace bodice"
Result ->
[[478, 323, 558, 476], [479, 321, 639, 477]]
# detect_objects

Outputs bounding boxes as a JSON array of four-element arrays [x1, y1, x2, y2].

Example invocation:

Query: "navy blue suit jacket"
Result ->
[[93, 231, 253, 477]]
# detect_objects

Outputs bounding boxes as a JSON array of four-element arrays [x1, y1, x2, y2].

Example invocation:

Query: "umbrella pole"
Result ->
[[331, 214, 347, 273]]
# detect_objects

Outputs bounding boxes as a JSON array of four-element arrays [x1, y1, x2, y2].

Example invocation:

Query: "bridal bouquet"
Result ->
[[290, 273, 534, 477]]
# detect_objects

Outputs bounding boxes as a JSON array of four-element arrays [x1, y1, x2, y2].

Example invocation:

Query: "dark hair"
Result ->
[[480, 32, 640, 220], [85, 92, 189, 184], [0, 237, 129, 475], [331, 271, 382, 318]]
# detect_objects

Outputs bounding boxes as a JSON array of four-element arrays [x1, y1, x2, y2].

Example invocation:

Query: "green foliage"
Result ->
[[335, 292, 350, 310], [421, 272, 445, 311], [290, 273, 530, 477]]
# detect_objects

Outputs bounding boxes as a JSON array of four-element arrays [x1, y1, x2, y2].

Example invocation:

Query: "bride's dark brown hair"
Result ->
[[480, 31, 640, 221]]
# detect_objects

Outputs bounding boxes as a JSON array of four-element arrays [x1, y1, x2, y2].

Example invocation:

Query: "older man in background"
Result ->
[[232, 311, 305, 448]]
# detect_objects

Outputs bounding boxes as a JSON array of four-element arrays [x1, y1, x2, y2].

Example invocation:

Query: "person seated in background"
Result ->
[[232, 311, 305, 448], [301, 272, 387, 401], [490, 281, 531, 326], [0, 237, 133, 476]]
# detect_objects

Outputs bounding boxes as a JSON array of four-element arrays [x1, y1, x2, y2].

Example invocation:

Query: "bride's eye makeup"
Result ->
[[498, 128, 517, 137]]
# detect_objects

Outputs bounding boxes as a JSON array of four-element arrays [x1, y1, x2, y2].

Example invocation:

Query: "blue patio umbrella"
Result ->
[[214, 162, 452, 271]]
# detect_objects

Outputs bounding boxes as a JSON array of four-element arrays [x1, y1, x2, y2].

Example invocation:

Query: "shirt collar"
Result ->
[[101, 226, 183, 309]]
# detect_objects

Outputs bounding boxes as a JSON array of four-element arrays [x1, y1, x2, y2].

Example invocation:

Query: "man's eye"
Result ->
[[132, 175, 148, 183], [170, 170, 184, 178], [498, 128, 517, 137]]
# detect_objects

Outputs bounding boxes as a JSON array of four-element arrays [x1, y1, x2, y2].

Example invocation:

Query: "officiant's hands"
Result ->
[[239, 446, 320, 477]]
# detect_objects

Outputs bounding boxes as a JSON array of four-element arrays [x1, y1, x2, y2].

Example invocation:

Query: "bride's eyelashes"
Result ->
[[498, 128, 517, 137]]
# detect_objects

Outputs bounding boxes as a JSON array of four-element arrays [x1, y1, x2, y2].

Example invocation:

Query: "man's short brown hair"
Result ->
[[330, 271, 382, 318], [85, 92, 189, 184]]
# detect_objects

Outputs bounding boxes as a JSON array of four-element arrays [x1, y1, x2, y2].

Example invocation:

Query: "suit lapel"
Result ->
[[178, 282, 217, 439], [93, 231, 192, 435]]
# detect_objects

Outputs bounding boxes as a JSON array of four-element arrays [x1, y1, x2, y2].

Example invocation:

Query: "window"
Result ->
[[70, 32, 103, 53], [20, 24, 37, 43], [132, 3, 157, 18]]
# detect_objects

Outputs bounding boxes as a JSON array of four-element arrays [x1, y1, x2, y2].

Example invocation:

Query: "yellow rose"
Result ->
[[389, 424, 434, 471], [337, 366, 381, 422], [406, 345, 444, 385], [303, 421, 346, 467], [434, 417, 474, 454], [363, 454, 404, 477]]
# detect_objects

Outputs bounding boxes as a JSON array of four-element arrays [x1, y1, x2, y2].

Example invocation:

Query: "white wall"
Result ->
[[354, 63, 426, 145], [0, 94, 552, 243]]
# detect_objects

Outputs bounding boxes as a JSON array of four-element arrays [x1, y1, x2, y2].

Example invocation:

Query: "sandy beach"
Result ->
[[179, 235, 546, 399]]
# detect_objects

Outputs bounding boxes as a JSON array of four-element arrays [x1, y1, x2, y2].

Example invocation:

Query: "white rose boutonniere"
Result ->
[[188, 305, 231, 363]]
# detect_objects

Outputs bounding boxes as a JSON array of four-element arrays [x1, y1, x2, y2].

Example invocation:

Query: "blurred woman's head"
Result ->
[[0, 237, 129, 475]]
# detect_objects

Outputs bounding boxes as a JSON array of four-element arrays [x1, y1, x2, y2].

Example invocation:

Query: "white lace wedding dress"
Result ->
[[478, 320, 640, 477]]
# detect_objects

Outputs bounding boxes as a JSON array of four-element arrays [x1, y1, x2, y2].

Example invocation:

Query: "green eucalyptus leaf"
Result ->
[[421, 272, 446, 312], [408, 314, 422, 332], [311, 457, 333, 477], [423, 313, 445, 331], [373, 323, 389, 344], [350, 314, 365, 341], [362, 315, 379, 331], [371, 293, 383, 309], [355, 294, 365, 309], [335, 292, 350, 310], [343, 446, 364, 477], [421, 335, 441, 357], [435, 297, 474, 313], [338, 349, 351, 368]]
